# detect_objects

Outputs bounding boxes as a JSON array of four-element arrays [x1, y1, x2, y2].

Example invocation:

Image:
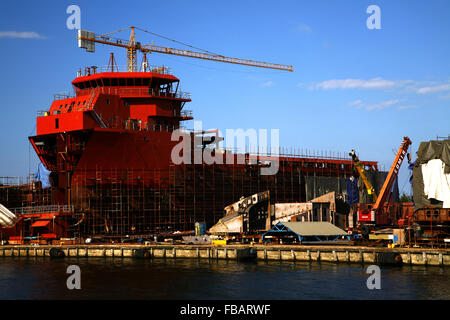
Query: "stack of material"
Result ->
[[0, 203, 17, 227], [209, 212, 243, 234], [273, 202, 312, 223], [413, 139, 450, 209]]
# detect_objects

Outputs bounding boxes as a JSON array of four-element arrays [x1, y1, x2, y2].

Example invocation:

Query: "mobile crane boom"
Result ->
[[349, 150, 378, 203], [372, 137, 412, 215]]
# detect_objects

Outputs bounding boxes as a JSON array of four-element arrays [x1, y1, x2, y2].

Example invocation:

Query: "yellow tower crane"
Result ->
[[78, 26, 294, 73]]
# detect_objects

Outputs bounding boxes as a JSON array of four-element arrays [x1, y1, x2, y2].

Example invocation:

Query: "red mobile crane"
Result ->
[[370, 137, 412, 221], [352, 137, 412, 238]]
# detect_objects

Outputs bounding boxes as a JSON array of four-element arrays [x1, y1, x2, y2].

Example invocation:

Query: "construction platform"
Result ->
[[1, 244, 450, 266]]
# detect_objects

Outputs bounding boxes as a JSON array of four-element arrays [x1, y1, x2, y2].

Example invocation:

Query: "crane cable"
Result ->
[[134, 27, 221, 56], [100, 26, 133, 37]]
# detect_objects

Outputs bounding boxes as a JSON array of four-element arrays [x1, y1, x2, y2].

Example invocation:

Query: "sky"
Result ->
[[0, 0, 449, 196]]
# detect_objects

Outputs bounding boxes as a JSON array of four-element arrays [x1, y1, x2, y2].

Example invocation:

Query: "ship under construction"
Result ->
[[4, 27, 446, 245]]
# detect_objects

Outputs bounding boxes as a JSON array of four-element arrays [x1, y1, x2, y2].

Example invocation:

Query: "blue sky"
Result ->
[[0, 0, 449, 196]]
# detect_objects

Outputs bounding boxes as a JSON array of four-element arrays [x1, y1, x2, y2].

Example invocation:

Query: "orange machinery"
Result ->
[[354, 137, 412, 226], [371, 137, 412, 220]]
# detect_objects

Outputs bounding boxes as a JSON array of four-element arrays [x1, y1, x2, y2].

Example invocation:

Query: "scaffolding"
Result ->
[[1, 150, 377, 239]]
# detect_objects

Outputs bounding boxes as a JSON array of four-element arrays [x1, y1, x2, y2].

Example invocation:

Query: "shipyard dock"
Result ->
[[1, 244, 450, 266]]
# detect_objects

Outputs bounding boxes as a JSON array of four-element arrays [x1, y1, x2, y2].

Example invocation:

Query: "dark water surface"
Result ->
[[0, 257, 449, 300]]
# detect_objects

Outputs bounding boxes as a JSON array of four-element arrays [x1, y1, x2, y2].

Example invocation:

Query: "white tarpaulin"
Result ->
[[421, 159, 450, 208]]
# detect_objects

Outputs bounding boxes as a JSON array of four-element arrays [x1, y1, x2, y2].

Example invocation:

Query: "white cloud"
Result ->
[[365, 99, 400, 111], [305, 78, 450, 95], [261, 81, 274, 87], [348, 100, 363, 107], [397, 105, 419, 110], [312, 78, 398, 90], [349, 99, 401, 111], [294, 23, 312, 33], [0, 31, 46, 39], [416, 83, 450, 94]]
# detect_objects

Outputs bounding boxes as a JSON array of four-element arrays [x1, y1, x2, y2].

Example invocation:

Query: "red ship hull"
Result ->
[[2, 67, 380, 241]]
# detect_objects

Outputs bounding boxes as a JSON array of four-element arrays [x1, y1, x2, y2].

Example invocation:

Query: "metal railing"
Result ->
[[76, 65, 172, 77], [75, 86, 191, 100], [53, 92, 75, 100], [37, 110, 48, 117], [0, 176, 36, 186], [10, 205, 74, 216], [180, 110, 193, 118]]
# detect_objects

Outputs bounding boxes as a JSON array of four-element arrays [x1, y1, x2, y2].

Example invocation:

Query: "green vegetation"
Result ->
[[399, 193, 411, 202]]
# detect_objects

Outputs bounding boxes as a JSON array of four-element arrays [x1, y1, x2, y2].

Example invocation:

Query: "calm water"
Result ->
[[0, 257, 449, 300]]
